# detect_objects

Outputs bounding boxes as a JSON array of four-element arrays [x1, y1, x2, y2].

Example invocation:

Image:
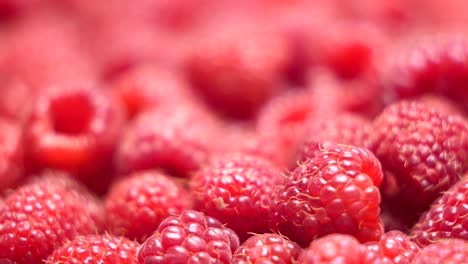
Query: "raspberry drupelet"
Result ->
[[104, 170, 192, 242], [137, 210, 240, 264], [46, 234, 140, 264], [24, 85, 124, 181], [232, 233, 301, 264], [270, 143, 384, 247], [190, 153, 283, 241]]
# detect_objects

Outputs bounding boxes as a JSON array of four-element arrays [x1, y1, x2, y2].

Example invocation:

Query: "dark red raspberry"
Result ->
[[410, 177, 468, 247], [298, 234, 365, 263], [111, 65, 194, 119], [0, 183, 98, 263], [232, 233, 301, 264], [24, 86, 124, 182], [105, 170, 192, 242], [298, 113, 371, 163], [0, 119, 24, 194], [367, 100, 468, 211], [270, 143, 384, 247], [190, 154, 282, 241], [368, 231, 420, 264], [46, 234, 139, 264], [116, 104, 221, 178], [382, 34, 468, 112], [137, 210, 240, 264], [412, 239, 468, 264], [184, 25, 291, 119], [256, 90, 320, 167]]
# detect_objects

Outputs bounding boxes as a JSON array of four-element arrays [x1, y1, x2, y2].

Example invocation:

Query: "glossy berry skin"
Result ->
[[232, 233, 301, 264], [24, 86, 124, 180], [137, 210, 240, 264], [190, 154, 282, 241], [412, 239, 468, 264], [298, 234, 364, 264], [185, 26, 290, 119], [367, 100, 467, 211], [111, 65, 194, 120], [270, 143, 384, 247], [105, 171, 192, 242], [0, 119, 24, 194], [298, 113, 371, 163], [46, 234, 140, 264], [116, 104, 220, 178], [0, 183, 98, 264], [410, 177, 468, 247], [365, 231, 420, 264]]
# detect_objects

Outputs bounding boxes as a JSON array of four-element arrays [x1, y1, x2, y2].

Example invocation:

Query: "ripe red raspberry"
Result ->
[[46, 234, 139, 264], [0, 119, 24, 194], [105, 170, 192, 242], [412, 239, 468, 264], [410, 177, 468, 247], [137, 210, 240, 264], [307, 69, 384, 118], [0, 183, 98, 263], [184, 25, 291, 119], [232, 233, 301, 264], [256, 90, 320, 167], [367, 100, 468, 211], [298, 234, 365, 263], [298, 113, 371, 163], [111, 65, 194, 120], [24, 86, 124, 181], [366, 231, 420, 264], [116, 104, 221, 178], [382, 34, 468, 112], [190, 154, 282, 241], [415, 94, 466, 117], [218, 123, 290, 168], [270, 143, 384, 247]]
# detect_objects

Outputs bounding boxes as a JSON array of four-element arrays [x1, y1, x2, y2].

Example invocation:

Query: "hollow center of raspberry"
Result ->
[[50, 93, 94, 135]]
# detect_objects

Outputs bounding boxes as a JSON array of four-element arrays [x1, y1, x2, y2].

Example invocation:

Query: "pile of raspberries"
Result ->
[[0, 1, 467, 263]]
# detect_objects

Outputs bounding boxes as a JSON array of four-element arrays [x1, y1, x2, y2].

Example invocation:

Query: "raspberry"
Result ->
[[46, 234, 140, 264], [370, 231, 420, 264], [298, 113, 371, 163], [184, 25, 291, 119], [297, 234, 364, 264], [0, 183, 98, 263], [0, 119, 24, 194], [410, 177, 468, 247], [270, 143, 384, 246], [415, 94, 466, 117], [111, 65, 194, 120], [382, 34, 468, 112], [24, 86, 124, 182], [26, 170, 106, 231], [232, 233, 301, 264], [190, 154, 282, 241], [105, 170, 192, 242], [412, 239, 468, 264], [116, 104, 221, 178], [137, 210, 240, 264], [367, 100, 468, 211], [256, 90, 319, 167]]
